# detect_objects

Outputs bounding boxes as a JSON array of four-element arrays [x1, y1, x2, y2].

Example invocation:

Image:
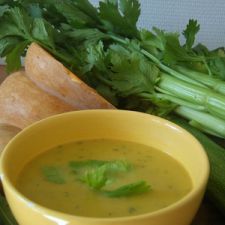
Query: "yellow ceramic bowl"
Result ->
[[0, 110, 209, 225]]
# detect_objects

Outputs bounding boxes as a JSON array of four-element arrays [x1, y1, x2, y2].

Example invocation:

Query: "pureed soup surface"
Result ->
[[16, 139, 192, 218]]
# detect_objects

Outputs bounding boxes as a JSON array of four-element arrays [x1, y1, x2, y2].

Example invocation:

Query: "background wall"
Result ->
[[91, 0, 225, 49], [1, 0, 224, 65]]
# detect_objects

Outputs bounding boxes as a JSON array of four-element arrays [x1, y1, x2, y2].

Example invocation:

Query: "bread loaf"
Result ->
[[0, 71, 76, 129], [25, 43, 115, 110], [0, 123, 21, 154]]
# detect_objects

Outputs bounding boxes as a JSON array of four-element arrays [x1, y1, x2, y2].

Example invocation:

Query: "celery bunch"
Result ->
[[1, 0, 225, 137]]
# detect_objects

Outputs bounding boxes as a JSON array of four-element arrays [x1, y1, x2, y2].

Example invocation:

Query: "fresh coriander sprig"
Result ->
[[69, 160, 151, 197], [42, 160, 151, 197], [69, 160, 132, 190], [42, 166, 66, 184], [103, 181, 151, 198]]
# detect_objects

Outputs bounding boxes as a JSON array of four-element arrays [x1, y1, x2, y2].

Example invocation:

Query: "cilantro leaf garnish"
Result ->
[[103, 180, 151, 198], [79, 165, 108, 190], [69, 160, 150, 197], [69, 160, 131, 190], [42, 166, 66, 184]]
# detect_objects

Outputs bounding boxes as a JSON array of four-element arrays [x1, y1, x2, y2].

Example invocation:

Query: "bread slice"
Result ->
[[0, 71, 76, 129], [25, 43, 115, 109], [0, 123, 21, 154]]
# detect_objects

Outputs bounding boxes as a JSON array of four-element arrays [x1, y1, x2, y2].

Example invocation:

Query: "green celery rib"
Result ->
[[159, 74, 225, 120], [110, 34, 206, 88], [174, 65, 225, 95], [155, 93, 205, 111], [140, 49, 206, 88], [175, 106, 225, 138], [109, 35, 225, 122], [189, 120, 224, 138]]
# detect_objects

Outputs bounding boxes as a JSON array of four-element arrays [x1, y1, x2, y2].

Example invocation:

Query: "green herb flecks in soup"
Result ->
[[16, 139, 192, 218]]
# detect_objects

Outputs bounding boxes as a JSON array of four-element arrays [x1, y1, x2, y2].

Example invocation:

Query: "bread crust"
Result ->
[[0, 123, 21, 154], [25, 43, 115, 109], [0, 71, 76, 129]]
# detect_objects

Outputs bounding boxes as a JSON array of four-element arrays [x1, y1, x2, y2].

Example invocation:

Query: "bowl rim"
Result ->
[[0, 109, 210, 221]]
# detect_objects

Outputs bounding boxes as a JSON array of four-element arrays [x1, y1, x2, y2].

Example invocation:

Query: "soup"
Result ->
[[16, 139, 192, 218]]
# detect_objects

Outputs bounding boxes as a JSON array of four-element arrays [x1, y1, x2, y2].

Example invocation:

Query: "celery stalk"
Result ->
[[141, 49, 206, 87], [159, 74, 225, 120], [175, 65, 225, 95], [175, 106, 225, 137]]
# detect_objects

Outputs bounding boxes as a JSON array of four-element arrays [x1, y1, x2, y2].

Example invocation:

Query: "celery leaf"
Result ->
[[183, 19, 200, 51], [99, 0, 140, 38], [103, 180, 151, 197], [42, 166, 66, 184]]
